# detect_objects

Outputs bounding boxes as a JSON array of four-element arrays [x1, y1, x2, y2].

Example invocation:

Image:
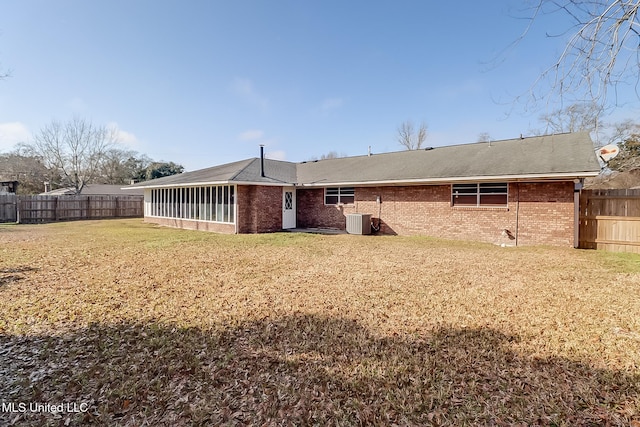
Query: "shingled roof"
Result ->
[[297, 132, 601, 185], [128, 132, 601, 189], [128, 158, 297, 188]]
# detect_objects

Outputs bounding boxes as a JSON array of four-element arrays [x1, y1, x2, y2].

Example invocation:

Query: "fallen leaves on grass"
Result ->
[[0, 220, 639, 426], [1, 317, 639, 426]]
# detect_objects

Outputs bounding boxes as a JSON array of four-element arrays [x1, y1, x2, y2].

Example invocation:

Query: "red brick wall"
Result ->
[[515, 182, 575, 246], [297, 188, 356, 229], [236, 185, 283, 233], [296, 182, 575, 246]]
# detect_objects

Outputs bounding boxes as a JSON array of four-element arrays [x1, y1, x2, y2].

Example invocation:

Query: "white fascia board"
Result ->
[[231, 181, 296, 187], [122, 181, 231, 189], [299, 172, 600, 187], [125, 171, 600, 189], [123, 180, 294, 190]]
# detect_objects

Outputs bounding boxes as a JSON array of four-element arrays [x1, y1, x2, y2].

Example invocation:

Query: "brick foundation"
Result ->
[[145, 217, 235, 233]]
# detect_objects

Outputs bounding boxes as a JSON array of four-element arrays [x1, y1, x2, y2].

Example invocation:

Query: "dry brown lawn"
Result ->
[[1, 219, 639, 426]]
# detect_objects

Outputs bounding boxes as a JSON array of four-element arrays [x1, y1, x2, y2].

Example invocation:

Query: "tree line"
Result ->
[[0, 117, 184, 195]]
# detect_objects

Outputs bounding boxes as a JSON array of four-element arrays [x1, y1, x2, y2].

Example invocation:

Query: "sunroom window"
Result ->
[[148, 185, 235, 223]]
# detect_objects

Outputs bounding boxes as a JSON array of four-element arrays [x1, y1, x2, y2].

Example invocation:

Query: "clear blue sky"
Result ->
[[1, 1, 638, 171]]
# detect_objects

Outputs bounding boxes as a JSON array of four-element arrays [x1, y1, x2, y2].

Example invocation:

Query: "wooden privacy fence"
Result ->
[[0, 193, 17, 223], [0, 194, 143, 223], [579, 189, 640, 254]]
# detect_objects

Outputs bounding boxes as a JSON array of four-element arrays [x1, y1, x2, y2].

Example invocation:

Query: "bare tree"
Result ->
[[307, 151, 347, 161], [0, 150, 52, 194], [98, 148, 152, 185], [0, 60, 9, 80], [319, 151, 343, 160], [396, 120, 428, 150], [606, 118, 640, 142], [22, 117, 118, 194], [608, 133, 640, 171], [534, 102, 640, 172], [477, 132, 492, 142], [537, 102, 602, 134], [519, 1, 640, 108], [598, 119, 640, 170]]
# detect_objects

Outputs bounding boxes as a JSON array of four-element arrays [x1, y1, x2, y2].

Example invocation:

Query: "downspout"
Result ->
[[234, 184, 238, 234], [16, 195, 20, 224], [515, 183, 520, 246], [257, 144, 264, 234], [573, 179, 582, 248]]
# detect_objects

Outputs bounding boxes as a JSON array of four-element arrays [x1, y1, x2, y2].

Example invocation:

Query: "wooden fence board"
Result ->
[[0, 193, 18, 222], [0, 194, 143, 223], [595, 216, 640, 253], [579, 189, 640, 253]]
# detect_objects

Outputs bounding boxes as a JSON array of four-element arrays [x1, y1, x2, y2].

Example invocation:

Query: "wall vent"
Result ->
[[346, 213, 372, 235]]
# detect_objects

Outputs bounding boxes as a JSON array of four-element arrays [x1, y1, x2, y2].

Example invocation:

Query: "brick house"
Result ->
[[127, 132, 601, 246]]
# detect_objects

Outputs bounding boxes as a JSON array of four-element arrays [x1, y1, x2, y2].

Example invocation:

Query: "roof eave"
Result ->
[[123, 179, 297, 190], [122, 180, 232, 190], [124, 172, 601, 189], [231, 180, 297, 187]]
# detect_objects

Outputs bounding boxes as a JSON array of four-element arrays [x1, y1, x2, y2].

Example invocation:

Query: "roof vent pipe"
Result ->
[[259, 145, 265, 177]]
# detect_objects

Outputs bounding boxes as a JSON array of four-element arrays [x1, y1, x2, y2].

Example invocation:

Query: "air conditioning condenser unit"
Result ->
[[346, 213, 372, 235]]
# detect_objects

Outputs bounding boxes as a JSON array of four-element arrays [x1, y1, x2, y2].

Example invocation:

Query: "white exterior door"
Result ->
[[282, 187, 296, 229]]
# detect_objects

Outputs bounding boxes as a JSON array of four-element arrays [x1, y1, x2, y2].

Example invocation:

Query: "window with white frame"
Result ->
[[325, 187, 355, 205], [148, 185, 235, 223], [451, 183, 508, 207]]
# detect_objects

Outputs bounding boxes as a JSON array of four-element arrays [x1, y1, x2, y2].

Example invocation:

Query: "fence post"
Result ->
[[16, 196, 21, 224]]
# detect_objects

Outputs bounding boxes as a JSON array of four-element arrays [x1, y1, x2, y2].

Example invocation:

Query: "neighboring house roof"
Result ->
[[127, 132, 601, 189], [42, 184, 144, 196]]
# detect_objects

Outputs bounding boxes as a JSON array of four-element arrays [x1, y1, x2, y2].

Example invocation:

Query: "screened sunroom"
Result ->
[[145, 185, 236, 224]]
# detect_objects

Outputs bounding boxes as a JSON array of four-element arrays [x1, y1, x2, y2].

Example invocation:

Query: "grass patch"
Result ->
[[1, 219, 639, 426], [596, 250, 640, 274]]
